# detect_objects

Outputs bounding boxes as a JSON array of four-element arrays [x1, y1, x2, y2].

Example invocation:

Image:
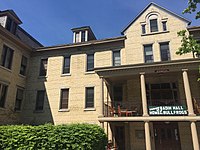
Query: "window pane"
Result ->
[[75, 32, 80, 43], [15, 89, 24, 111], [0, 46, 7, 66], [0, 84, 8, 108], [81, 31, 85, 42], [113, 51, 121, 66], [162, 21, 167, 31], [87, 54, 94, 71], [20, 56, 28, 75], [0, 45, 14, 69], [86, 87, 94, 108], [39, 59, 48, 76], [60, 89, 69, 109], [35, 90, 45, 110], [144, 45, 154, 63], [6, 17, 12, 31], [160, 42, 170, 61], [5, 48, 13, 69], [142, 25, 146, 34], [150, 19, 158, 32], [63, 56, 70, 74]]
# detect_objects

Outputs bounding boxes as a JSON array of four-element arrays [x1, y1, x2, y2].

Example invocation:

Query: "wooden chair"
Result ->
[[193, 98, 200, 115], [109, 106, 118, 117], [118, 105, 133, 116]]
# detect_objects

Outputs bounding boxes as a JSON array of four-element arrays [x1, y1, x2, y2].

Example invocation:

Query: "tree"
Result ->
[[183, 0, 200, 19], [176, 30, 200, 58], [180, 0, 200, 81]]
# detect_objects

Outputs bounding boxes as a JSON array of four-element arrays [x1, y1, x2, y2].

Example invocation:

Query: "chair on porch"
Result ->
[[108, 106, 118, 117], [193, 98, 200, 115], [118, 105, 133, 116]]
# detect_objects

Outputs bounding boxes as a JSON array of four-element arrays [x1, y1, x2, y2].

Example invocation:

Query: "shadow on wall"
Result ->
[[20, 77, 54, 125]]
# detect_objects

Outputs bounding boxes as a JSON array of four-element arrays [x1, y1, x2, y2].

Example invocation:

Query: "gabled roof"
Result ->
[[0, 9, 22, 24], [121, 2, 191, 34]]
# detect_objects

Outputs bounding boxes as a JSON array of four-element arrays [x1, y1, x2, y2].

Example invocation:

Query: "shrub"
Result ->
[[0, 123, 107, 150]]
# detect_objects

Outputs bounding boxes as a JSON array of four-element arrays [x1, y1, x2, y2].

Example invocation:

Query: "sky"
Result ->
[[0, 0, 199, 46]]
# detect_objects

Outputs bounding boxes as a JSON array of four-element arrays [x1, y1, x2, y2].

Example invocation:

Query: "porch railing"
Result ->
[[104, 101, 142, 117], [103, 98, 200, 117]]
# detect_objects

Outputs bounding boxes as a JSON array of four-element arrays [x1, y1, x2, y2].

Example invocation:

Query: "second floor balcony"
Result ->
[[103, 98, 196, 117]]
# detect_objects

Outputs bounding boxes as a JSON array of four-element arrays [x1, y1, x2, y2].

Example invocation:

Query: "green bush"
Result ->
[[0, 123, 107, 150]]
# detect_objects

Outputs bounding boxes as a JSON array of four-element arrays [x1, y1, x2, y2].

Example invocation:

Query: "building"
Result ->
[[0, 2, 200, 150], [0, 9, 42, 124]]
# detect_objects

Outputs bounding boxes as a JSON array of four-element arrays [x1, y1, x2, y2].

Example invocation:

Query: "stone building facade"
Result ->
[[0, 3, 200, 150]]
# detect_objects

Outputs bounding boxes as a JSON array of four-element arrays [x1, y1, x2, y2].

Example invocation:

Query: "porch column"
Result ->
[[190, 122, 200, 150], [182, 69, 195, 116], [144, 122, 152, 150], [99, 78, 104, 117], [140, 72, 148, 116]]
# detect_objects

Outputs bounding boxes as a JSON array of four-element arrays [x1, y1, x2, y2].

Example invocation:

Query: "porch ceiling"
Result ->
[[95, 58, 200, 81]]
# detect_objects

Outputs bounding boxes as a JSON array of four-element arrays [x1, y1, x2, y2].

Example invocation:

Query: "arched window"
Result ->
[[149, 14, 158, 32]]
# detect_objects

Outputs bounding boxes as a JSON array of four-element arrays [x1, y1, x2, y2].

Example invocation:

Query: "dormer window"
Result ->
[[150, 19, 158, 32], [71, 26, 96, 43], [0, 10, 22, 35], [5, 17, 17, 34]]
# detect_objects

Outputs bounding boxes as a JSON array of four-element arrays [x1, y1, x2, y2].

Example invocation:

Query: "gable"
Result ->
[[121, 3, 190, 34]]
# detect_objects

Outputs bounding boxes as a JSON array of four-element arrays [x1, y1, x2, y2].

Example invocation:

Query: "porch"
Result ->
[[95, 58, 200, 150]]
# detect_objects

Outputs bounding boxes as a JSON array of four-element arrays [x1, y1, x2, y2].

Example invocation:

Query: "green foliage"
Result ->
[[176, 30, 200, 58], [183, 0, 200, 19], [0, 124, 107, 150]]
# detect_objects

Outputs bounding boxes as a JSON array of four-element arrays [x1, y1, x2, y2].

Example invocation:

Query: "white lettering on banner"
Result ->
[[149, 105, 187, 115]]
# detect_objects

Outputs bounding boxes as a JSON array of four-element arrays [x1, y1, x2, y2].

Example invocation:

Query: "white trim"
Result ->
[[85, 30, 88, 41]]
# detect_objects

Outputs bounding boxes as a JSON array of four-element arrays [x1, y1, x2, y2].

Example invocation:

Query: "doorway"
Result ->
[[114, 126, 125, 150], [153, 122, 181, 150]]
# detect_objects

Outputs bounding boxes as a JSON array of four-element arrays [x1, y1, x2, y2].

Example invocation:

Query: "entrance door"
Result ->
[[153, 122, 181, 150], [115, 126, 125, 150]]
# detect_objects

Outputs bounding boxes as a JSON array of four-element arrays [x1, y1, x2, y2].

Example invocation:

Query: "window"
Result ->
[[75, 32, 80, 43], [35, 90, 45, 111], [144, 44, 154, 63], [142, 24, 146, 34], [162, 21, 167, 31], [6, 17, 12, 31], [81, 31, 86, 42], [0, 84, 8, 108], [160, 42, 170, 61], [150, 19, 158, 32], [5, 17, 17, 34], [0, 45, 14, 69], [15, 88, 23, 111], [87, 54, 94, 71], [60, 89, 69, 109], [20, 56, 28, 76], [85, 87, 94, 108], [39, 58, 48, 76], [146, 83, 178, 106], [113, 85, 123, 102], [63, 56, 70, 74], [113, 50, 121, 66]]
